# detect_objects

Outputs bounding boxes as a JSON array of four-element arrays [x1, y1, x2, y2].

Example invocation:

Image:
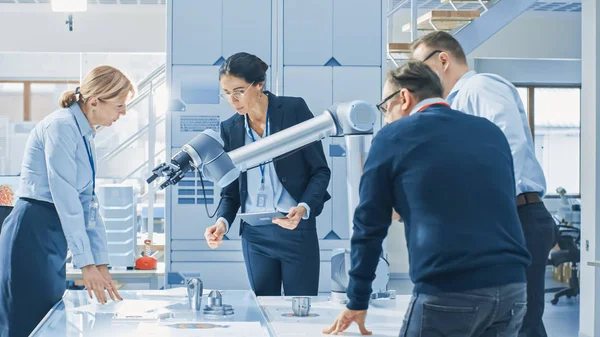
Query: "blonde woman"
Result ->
[[0, 65, 135, 337]]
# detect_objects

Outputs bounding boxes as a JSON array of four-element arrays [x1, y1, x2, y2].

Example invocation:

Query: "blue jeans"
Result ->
[[400, 283, 527, 337]]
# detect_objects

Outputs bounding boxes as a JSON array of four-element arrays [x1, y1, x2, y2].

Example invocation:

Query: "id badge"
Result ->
[[88, 196, 98, 230], [256, 193, 267, 210]]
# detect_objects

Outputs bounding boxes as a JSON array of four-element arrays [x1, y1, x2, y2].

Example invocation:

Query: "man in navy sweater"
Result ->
[[324, 61, 531, 337]]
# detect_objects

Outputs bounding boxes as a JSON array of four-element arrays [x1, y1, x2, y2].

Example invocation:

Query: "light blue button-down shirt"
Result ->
[[446, 70, 547, 196], [217, 114, 310, 230], [17, 103, 109, 269]]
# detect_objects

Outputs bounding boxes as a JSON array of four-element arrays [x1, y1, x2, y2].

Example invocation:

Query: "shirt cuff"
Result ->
[[93, 250, 110, 266], [217, 217, 230, 234], [298, 203, 311, 220], [72, 250, 96, 269]]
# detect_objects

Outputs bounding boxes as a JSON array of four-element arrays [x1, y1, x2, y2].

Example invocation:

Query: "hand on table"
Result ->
[[323, 308, 372, 335]]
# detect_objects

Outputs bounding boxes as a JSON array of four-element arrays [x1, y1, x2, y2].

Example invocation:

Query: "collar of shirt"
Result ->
[[409, 97, 447, 116], [70, 102, 96, 139], [244, 114, 270, 139], [446, 70, 477, 104]]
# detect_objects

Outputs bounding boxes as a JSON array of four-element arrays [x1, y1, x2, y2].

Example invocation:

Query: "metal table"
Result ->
[[31, 290, 409, 337]]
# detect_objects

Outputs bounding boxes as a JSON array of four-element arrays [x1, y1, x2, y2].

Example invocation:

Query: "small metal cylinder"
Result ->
[[292, 297, 311, 317], [186, 277, 203, 311]]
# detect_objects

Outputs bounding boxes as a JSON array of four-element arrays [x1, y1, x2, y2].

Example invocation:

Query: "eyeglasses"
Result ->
[[422, 49, 443, 62], [219, 81, 254, 101], [376, 89, 402, 115]]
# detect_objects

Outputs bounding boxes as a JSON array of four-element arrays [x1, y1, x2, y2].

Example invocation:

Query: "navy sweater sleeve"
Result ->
[[346, 132, 395, 310]]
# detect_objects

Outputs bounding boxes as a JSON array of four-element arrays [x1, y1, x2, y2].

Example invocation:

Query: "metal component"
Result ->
[[203, 291, 234, 317], [149, 101, 378, 190], [388, 0, 408, 17], [344, 135, 371, 239], [454, 0, 536, 55], [292, 297, 311, 317], [371, 290, 397, 300], [208, 290, 223, 307], [478, 0, 488, 13], [331, 249, 390, 299], [388, 52, 399, 68], [228, 112, 337, 172], [428, 18, 439, 31], [186, 277, 203, 311], [410, 0, 418, 41], [449, 0, 458, 11]]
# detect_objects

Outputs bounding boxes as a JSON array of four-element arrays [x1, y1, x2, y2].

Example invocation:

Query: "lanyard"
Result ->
[[418, 102, 450, 112], [247, 109, 269, 186], [72, 111, 96, 196]]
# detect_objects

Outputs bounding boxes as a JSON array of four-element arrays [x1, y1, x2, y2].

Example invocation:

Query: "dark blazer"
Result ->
[[217, 92, 331, 234]]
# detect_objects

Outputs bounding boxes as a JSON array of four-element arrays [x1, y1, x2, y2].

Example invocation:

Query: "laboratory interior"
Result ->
[[0, 0, 597, 336]]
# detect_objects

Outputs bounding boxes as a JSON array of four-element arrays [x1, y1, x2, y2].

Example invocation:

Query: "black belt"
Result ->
[[516, 192, 542, 206]]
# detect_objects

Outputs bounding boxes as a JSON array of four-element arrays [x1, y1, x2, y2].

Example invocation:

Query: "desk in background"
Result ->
[[66, 262, 165, 290]]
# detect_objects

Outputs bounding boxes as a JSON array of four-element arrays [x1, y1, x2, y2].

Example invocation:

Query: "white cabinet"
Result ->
[[283, 0, 333, 66], [172, 0, 222, 65]]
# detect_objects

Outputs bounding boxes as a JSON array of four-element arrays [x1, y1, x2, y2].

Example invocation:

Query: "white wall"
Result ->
[[0, 4, 165, 53]]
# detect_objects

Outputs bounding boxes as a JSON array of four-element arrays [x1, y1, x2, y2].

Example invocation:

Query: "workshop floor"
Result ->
[[388, 272, 580, 337]]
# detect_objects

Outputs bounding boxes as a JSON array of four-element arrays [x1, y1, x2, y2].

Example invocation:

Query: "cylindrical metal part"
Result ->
[[228, 112, 337, 172], [344, 135, 372, 238], [186, 277, 203, 311]]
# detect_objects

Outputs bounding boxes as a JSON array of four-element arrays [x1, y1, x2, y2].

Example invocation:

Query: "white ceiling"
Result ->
[[0, 0, 166, 4]]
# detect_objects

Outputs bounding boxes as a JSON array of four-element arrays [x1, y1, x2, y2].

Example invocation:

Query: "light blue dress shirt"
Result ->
[[218, 114, 310, 230], [446, 70, 547, 196], [17, 103, 109, 269]]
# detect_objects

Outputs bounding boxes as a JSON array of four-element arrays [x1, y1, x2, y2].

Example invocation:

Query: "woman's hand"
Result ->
[[81, 265, 118, 303], [205, 220, 227, 249], [272, 206, 306, 230], [97, 264, 123, 301]]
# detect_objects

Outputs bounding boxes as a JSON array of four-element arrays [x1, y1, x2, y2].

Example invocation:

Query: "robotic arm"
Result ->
[[147, 100, 375, 189], [147, 100, 390, 302]]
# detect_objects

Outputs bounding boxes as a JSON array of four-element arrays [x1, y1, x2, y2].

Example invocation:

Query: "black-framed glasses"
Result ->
[[422, 49, 443, 62], [376, 89, 402, 115]]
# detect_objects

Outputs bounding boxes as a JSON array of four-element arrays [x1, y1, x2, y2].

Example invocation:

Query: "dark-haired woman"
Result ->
[[203, 52, 331, 296]]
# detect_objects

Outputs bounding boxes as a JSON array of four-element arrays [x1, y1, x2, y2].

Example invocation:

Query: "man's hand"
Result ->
[[96, 264, 123, 301], [323, 308, 371, 335], [272, 205, 306, 230], [205, 220, 227, 249]]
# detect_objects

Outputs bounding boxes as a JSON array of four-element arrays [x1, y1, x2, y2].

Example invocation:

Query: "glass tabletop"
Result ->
[[31, 289, 275, 337]]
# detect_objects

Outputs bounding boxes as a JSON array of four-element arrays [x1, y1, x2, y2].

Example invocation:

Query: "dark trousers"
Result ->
[[241, 220, 320, 296], [400, 283, 527, 337], [0, 198, 67, 337], [518, 202, 556, 337]]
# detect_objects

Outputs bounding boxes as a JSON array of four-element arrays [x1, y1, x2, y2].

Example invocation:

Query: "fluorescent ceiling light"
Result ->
[[51, 0, 88, 12]]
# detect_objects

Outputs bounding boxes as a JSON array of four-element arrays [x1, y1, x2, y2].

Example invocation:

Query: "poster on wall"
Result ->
[[0, 176, 19, 206]]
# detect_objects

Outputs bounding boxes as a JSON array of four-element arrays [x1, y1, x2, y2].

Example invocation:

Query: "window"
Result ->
[[515, 86, 581, 196], [516, 86, 529, 116], [0, 83, 25, 122], [533, 87, 580, 196], [31, 82, 79, 122]]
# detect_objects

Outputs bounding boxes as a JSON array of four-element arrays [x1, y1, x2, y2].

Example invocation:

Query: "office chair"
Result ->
[[545, 223, 580, 305]]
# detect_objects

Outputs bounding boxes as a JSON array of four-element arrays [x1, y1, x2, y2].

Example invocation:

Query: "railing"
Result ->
[[95, 63, 167, 242]]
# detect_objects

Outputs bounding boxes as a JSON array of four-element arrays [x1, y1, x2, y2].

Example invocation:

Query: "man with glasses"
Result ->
[[412, 31, 555, 337], [324, 60, 530, 337]]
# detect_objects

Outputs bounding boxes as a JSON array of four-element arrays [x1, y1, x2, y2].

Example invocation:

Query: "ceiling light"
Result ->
[[51, 0, 87, 12]]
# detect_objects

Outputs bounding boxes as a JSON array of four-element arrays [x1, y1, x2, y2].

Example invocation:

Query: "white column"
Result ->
[[580, 1, 600, 336]]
